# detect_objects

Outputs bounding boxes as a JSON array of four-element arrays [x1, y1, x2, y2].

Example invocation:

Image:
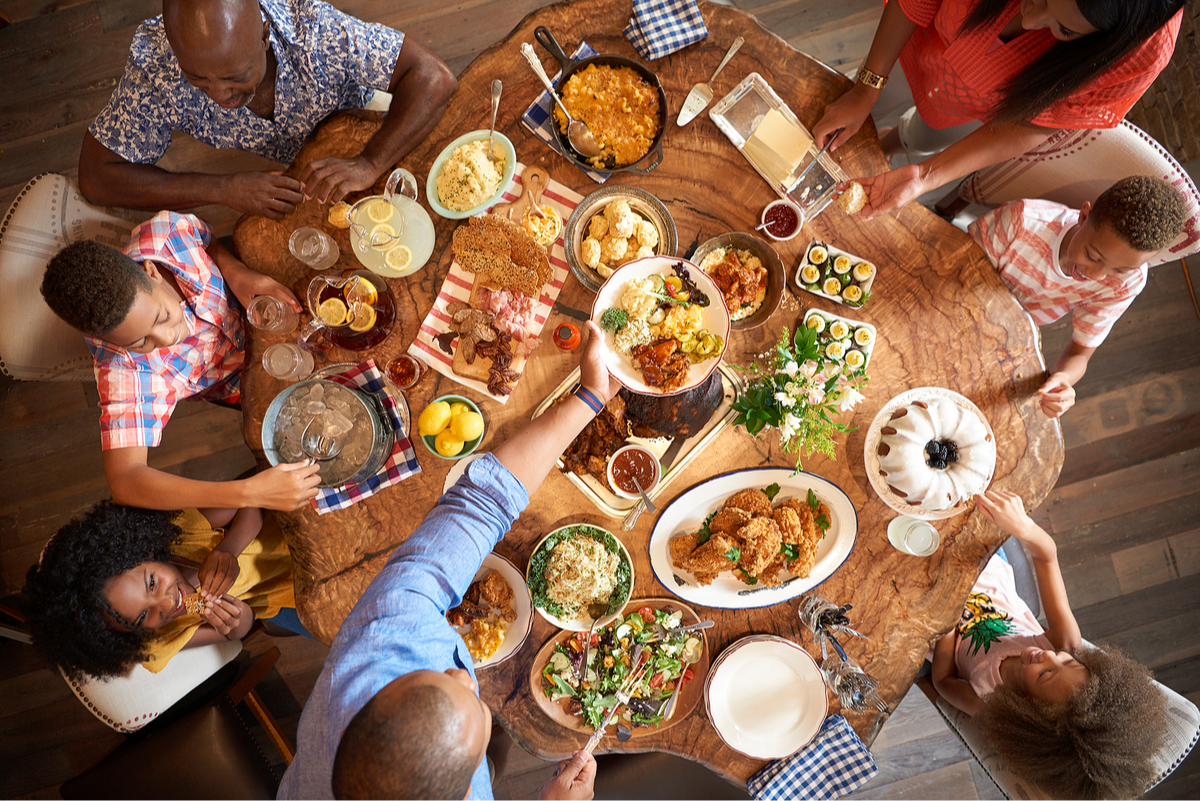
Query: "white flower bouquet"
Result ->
[[731, 326, 869, 471]]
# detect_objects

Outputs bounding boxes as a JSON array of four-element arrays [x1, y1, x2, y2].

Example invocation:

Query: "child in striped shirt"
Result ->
[[968, 176, 1185, 419]]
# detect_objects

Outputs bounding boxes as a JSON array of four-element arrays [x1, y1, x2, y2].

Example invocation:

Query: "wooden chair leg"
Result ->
[[934, 180, 969, 220], [224, 646, 296, 764], [1182, 257, 1198, 322]]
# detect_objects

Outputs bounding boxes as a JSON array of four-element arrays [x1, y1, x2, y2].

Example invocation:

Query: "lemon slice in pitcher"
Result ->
[[364, 199, 394, 223], [343, 278, 378, 306], [317, 298, 348, 326], [385, 245, 413, 273], [347, 301, 376, 333]]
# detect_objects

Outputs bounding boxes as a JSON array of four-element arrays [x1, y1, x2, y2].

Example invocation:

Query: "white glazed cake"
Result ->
[[877, 397, 996, 511]]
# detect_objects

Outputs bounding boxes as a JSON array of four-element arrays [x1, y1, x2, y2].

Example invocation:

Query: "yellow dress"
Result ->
[[141, 509, 295, 673]]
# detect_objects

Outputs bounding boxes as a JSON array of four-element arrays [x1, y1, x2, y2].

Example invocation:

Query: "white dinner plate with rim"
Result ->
[[453, 553, 534, 670], [862, 386, 996, 520], [442, 452, 488, 494], [525, 525, 635, 632], [649, 467, 858, 609], [589, 256, 731, 396], [705, 635, 828, 759]]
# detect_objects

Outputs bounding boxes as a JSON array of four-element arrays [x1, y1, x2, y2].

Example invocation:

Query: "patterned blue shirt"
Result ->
[[89, 0, 404, 165], [277, 454, 529, 800]]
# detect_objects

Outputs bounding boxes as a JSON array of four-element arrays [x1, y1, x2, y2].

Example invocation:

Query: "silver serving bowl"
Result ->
[[564, 186, 678, 293], [691, 232, 785, 330], [261, 378, 394, 489]]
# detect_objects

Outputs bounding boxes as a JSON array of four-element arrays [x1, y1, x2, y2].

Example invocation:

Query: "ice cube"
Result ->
[[304, 401, 326, 415], [309, 383, 324, 402], [325, 411, 353, 435]]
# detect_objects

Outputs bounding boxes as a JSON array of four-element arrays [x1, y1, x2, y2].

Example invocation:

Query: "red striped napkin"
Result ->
[[407, 164, 583, 403]]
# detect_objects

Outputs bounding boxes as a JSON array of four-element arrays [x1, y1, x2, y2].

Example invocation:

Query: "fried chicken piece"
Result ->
[[710, 507, 752, 538], [772, 506, 803, 545], [735, 517, 782, 577], [685, 533, 740, 575], [669, 533, 700, 566], [724, 488, 773, 518], [478, 571, 514, 620]]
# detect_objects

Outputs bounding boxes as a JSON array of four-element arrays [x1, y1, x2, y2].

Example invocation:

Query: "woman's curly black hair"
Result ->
[[23, 501, 183, 681]]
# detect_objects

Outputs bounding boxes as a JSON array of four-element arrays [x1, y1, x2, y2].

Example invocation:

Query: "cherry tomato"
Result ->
[[682, 668, 695, 683], [649, 672, 664, 688], [638, 606, 655, 623], [591, 633, 600, 646]]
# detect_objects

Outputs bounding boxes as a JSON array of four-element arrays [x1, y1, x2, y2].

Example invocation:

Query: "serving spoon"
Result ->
[[577, 600, 611, 685], [520, 43, 603, 159], [486, 79, 503, 163], [631, 476, 657, 514]]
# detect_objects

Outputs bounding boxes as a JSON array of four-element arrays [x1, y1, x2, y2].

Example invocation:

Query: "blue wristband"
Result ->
[[571, 384, 604, 414]]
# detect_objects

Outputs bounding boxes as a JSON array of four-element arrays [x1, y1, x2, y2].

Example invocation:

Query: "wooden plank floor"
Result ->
[[2, 0, 1198, 798]]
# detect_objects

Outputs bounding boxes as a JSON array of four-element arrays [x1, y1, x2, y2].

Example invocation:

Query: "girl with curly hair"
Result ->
[[932, 489, 1167, 799], [24, 501, 300, 680]]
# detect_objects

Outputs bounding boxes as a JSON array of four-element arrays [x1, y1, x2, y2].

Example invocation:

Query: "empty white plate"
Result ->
[[705, 635, 828, 758]]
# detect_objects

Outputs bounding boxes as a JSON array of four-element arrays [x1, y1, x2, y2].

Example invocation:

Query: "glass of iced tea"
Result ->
[[297, 271, 395, 353]]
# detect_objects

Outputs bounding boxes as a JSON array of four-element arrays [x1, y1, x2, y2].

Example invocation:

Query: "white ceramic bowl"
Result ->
[[760, 199, 804, 241], [426, 130, 517, 219], [525, 524, 634, 632], [605, 444, 661, 500]]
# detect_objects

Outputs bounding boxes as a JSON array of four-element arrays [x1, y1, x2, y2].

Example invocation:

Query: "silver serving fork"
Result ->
[[583, 658, 649, 753]]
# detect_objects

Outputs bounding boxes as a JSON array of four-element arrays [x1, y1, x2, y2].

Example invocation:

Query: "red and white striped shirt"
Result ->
[[968, 199, 1147, 348]]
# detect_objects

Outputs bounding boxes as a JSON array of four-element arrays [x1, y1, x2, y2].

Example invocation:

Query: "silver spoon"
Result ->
[[520, 43, 603, 159], [486, 79, 503, 163], [631, 476, 657, 514], [300, 417, 344, 461], [577, 600, 610, 686]]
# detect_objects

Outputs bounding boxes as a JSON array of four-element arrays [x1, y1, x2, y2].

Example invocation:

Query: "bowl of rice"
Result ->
[[426, 130, 517, 220], [525, 524, 634, 631]]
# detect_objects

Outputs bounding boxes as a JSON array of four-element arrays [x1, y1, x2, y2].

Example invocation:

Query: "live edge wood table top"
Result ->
[[232, 0, 1062, 785]]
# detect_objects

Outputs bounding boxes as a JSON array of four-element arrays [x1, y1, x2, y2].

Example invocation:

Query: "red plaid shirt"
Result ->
[[87, 211, 245, 450], [896, 0, 1181, 130]]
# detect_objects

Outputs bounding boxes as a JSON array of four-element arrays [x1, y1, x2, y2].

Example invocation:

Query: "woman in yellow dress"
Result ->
[[24, 501, 302, 679]]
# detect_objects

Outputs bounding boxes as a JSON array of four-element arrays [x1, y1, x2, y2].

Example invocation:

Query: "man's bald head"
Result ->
[[163, 0, 270, 109], [332, 670, 491, 800]]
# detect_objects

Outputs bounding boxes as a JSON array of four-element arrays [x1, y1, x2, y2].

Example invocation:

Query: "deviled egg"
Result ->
[[842, 285, 864, 304], [833, 255, 852, 275], [854, 327, 873, 347], [822, 277, 843, 296], [845, 349, 866, 370], [852, 262, 875, 283], [828, 320, 850, 340], [808, 245, 829, 266], [800, 263, 821, 284], [825, 341, 846, 361], [806, 314, 826, 333]]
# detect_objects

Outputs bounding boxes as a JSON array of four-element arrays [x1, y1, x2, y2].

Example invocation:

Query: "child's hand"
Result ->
[[231, 270, 303, 314], [198, 550, 241, 600], [201, 596, 252, 639], [1038, 372, 1076, 418], [538, 750, 597, 800], [973, 489, 1035, 537]]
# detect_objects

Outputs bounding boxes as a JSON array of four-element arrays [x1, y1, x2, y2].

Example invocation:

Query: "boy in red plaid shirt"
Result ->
[[42, 210, 321, 511]]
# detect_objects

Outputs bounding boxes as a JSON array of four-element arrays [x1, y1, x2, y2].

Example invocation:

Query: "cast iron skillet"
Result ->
[[534, 26, 668, 175]]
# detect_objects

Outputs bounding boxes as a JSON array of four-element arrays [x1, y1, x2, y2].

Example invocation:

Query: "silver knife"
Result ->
[[622, 436, 686, 530]]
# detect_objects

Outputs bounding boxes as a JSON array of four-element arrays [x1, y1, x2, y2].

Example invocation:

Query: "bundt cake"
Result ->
[[877, 397, 995, 511]]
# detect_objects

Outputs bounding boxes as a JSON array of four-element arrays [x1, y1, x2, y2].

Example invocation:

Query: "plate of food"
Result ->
[[795, 240, 876, 308], [526, 524, 634, 631], [705, 635, 828, 758], [801, 309, 876, 373], [649, 467, 857, 609], [864, 387, 996, 519], [446, 553, 534, 669], [564, 187, 678, 292], [530, 598, 710, 740], [426, 130, 518, 219], [591, 256, 731, 396], [692, 232, 784, 330]]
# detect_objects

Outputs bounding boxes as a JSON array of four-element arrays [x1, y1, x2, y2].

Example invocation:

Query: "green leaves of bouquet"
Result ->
[[731, 326, 869, 471]]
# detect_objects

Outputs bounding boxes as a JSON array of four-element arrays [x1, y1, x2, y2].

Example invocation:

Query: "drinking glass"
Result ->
[[289, 227, 340, 270], [887, 516, 940, 557], [246, 295, 299, 334], [262, 343, 315, 381]]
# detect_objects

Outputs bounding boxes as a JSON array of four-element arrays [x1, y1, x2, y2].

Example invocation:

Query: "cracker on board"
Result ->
[[452, 214, 551, 298]]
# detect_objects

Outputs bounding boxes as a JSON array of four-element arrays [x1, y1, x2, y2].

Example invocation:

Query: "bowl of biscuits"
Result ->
[[564, 186, 677, 293]]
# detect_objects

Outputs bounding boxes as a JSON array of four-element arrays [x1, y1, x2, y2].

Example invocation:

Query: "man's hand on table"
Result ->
[[244, 460, 323, 511], [580, 321, 620, 403], [221, 171, 307, 220], [299, 155, 380, 205], [538, 750, 597, 800]]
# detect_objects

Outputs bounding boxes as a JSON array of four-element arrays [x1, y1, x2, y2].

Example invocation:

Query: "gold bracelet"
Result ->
[[858, 67, 888, 90]]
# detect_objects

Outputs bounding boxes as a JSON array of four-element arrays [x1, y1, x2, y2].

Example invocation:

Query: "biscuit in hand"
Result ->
[[838, 181, 867, 214]]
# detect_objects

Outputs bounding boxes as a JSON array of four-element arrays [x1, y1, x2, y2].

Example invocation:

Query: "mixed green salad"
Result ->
[[539, 605, 703, 730]]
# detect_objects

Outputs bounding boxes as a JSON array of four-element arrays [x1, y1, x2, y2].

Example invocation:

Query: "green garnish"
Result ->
[[763, 482, 781, 501], [724, 547, 742, 562], [696, 510, 717, 545], [780, 542, 800, 561], [600, 307, 628, 333]]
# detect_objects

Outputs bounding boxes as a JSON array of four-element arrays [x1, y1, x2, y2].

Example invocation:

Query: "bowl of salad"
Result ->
[[529, 598, 710, 739], [525, 524, 634, 631]]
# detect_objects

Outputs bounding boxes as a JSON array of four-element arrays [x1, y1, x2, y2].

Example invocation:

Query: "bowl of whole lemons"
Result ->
[[417, 395, 486, 459]]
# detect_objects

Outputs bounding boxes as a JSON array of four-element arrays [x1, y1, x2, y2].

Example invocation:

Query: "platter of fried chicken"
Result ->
[[649, 468, 858, 609]]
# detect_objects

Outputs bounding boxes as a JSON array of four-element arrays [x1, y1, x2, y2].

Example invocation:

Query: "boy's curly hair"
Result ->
[[40, 240, 152, 336], [1090, 175, 1187, 253], [975, 644, 1166, 799], [23, 501, 183, 681]]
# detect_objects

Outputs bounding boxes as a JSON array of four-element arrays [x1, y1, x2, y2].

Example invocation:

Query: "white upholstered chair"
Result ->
[[939, 120, 1200, 267], [0, 173, 148, 381]]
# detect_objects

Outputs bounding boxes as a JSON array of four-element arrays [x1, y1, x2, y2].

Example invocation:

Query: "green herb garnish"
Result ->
[[600, 307, 628, 333], [780, 542, 800, 561], [696, 510, 717, 545], [724, 547, 742, 562], [763, 482, 782, 501]]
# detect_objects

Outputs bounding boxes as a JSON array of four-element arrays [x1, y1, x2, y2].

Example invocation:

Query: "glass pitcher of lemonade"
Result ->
[[348, 167, 436, 278]]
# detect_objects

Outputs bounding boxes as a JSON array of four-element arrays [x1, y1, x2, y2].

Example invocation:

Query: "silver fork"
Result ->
[[583, 659, 649, 753], [644, 620, 714, 644]]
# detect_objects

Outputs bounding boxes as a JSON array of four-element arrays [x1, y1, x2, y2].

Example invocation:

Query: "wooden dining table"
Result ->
[[232, 0, 1062, 786]]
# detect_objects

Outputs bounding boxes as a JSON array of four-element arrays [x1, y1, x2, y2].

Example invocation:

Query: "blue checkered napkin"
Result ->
[[520, 42, 613, 184], [747, 715, 878, 800], [624, 0, 709, 61]]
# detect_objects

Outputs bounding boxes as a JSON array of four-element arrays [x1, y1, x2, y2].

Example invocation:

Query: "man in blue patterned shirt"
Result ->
[[79, 0, 456, 219]]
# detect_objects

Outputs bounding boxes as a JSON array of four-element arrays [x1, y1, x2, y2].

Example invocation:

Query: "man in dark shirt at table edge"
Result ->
[[78, 0, 456, 220], [278, 323, 615, 801]]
